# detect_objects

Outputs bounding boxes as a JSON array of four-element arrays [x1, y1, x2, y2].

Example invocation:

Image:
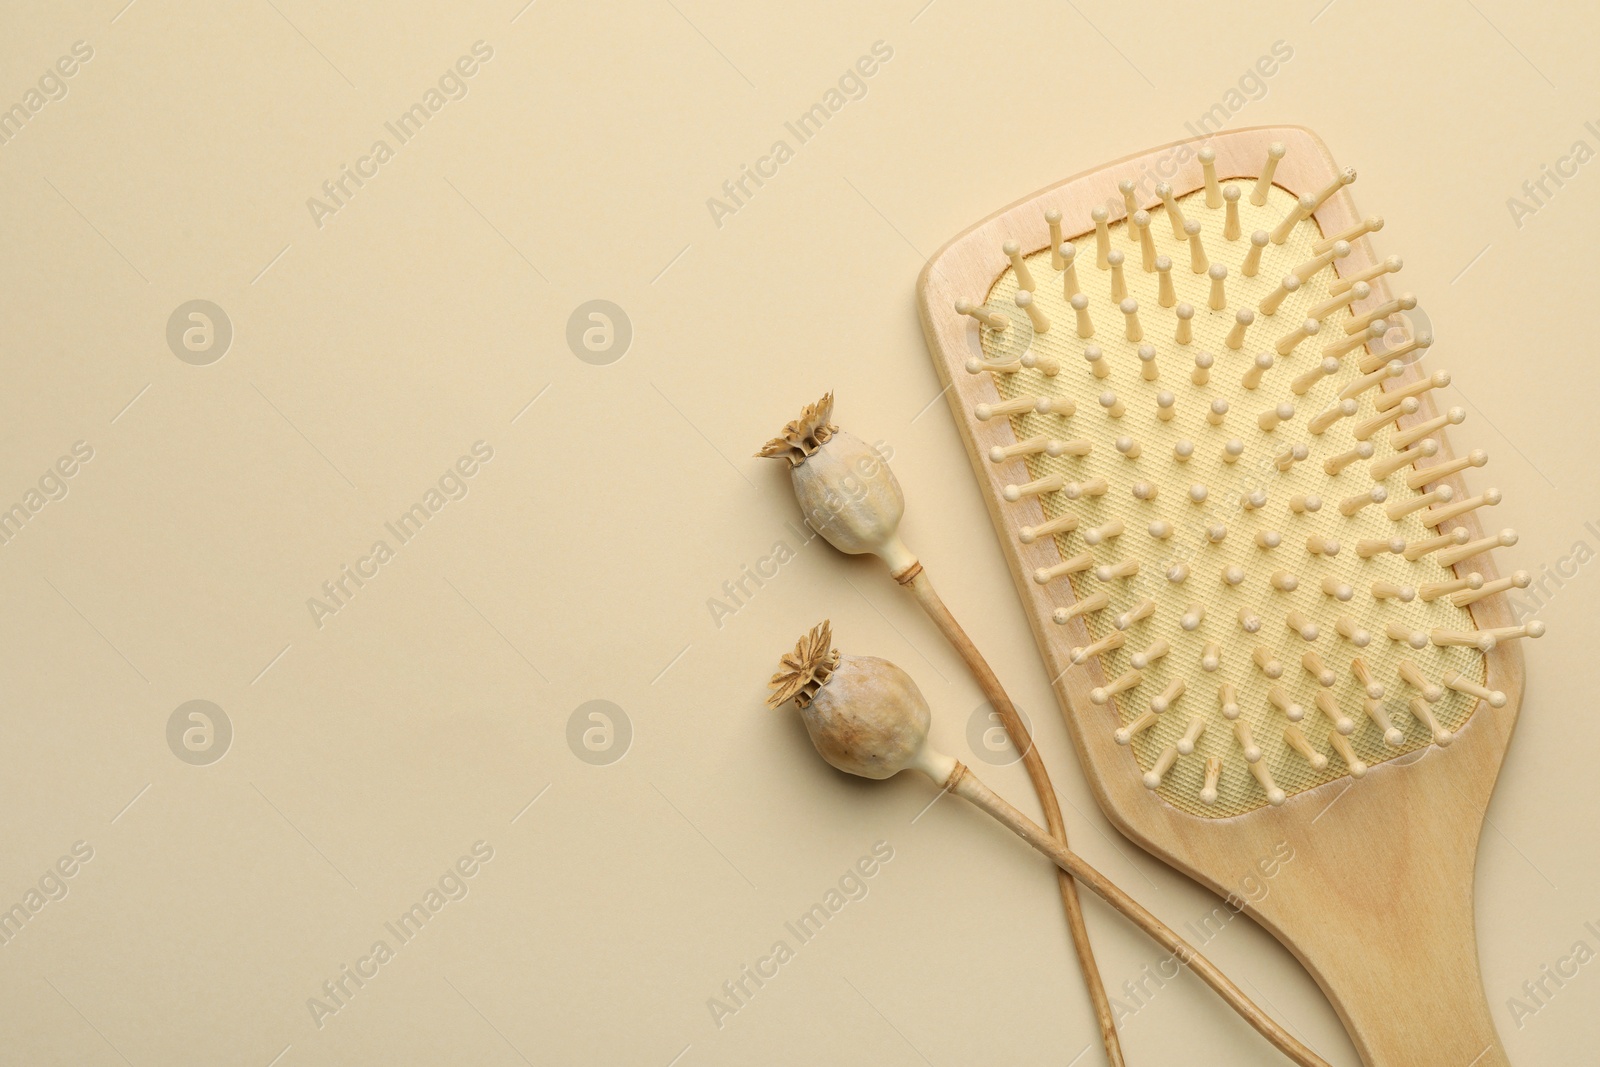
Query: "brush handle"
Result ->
[[948, 762, 1332, 1067], [1237, 742, 1514, 1067], [1304, 884, 1507, 1067]]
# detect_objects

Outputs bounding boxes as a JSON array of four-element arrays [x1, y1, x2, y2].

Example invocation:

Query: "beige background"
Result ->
[[0, 0, 1595, 1064]]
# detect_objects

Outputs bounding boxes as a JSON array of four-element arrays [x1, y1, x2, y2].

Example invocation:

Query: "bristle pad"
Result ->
[[981, 184, 1488, 818]]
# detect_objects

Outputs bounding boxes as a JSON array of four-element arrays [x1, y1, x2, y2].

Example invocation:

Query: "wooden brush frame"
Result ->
[[916, 126, 1523, 1066]]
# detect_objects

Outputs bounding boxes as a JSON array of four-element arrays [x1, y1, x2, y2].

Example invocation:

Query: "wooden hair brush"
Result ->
[[916, 126, 1530, 1066]]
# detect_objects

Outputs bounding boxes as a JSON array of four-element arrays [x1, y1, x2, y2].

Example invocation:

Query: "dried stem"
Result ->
[[899, 565, 1124, 1066], [948, 761, 1332, 1067]]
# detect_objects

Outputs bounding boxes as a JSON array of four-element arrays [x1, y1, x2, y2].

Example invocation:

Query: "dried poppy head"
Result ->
[[758, 393, 917, 576], [767, 620, 937, 780]]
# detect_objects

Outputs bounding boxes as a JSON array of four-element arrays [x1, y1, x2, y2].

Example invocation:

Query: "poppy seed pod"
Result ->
[[757, 393, 918, 577], [766, 621, 940, 780], [762, 624, 1339, 1065], [755, 394, 1122, 1056]]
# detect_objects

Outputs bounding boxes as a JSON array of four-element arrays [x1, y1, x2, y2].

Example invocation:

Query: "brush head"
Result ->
[[948, 157, 1518, 817]]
